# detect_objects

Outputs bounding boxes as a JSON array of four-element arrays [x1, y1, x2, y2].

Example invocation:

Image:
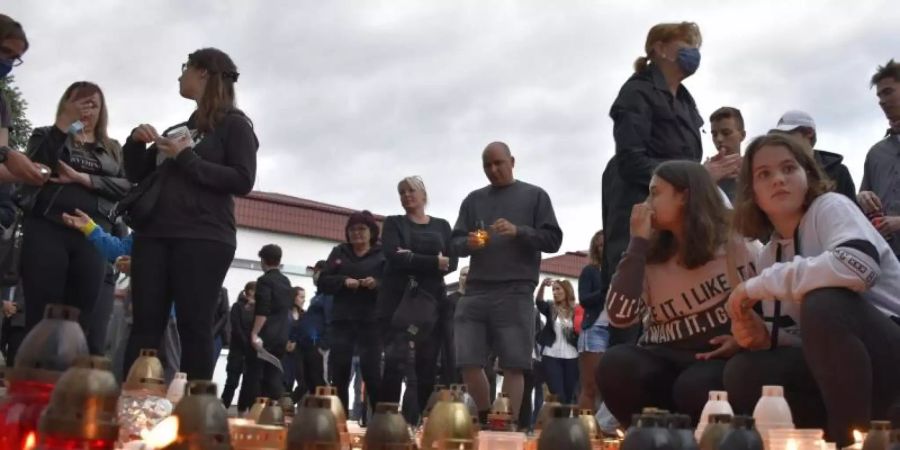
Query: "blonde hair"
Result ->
[[633, 21, 702, 73], [398, 175, 427, 203]]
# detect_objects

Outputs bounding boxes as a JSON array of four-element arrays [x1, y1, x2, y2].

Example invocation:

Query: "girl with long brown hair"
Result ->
[[122, 48, 258, 380], [535, 278, 580, 404], [598, 160, 758, 426], [21, 81, 130, 350], [724, 133, 900, 447]]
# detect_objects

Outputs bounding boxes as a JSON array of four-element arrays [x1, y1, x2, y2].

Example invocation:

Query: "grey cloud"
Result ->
[[6, 0, 899, 254]]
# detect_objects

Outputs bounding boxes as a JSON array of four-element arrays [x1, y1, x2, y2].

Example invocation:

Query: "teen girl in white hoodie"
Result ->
[[726, 133, 900, 448]]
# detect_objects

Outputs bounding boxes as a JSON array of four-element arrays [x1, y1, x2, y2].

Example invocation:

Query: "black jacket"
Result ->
[[24, 126, 130, 227], [255, 268, 294, 350], [122, 110, 258, 247], [319, 243, 385, 322], [814, 150, 857, 205], [377, 215, 457, 321], [604, 64, 703, 287], [229, 293, 254, 354], [536, 300, 577, 349], [578, 264, 606, 330]]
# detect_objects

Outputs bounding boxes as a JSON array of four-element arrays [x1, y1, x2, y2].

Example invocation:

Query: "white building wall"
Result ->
[[221, 228, 340, 303]]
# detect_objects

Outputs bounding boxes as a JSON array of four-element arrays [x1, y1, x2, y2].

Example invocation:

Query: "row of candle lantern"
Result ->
[[14, 304, 897, 450]]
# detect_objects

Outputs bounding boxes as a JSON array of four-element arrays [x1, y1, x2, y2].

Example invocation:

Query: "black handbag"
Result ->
[[391, 276, 438, 341], [113, 162, 169, 229], [389, 217, 439, 341], [0, 209, 24, 287]]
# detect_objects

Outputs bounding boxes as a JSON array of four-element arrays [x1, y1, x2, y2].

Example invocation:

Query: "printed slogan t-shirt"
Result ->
[[605, 236, 759, 352]]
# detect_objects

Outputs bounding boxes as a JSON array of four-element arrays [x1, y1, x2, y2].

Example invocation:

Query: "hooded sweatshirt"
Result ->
[[744, 193, 900, 347], [814, 149, 856, 205], [606, 236, 760, 352]]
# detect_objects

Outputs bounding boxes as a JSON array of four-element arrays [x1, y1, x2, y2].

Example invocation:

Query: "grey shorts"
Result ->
[[454, 282, 536, 371]]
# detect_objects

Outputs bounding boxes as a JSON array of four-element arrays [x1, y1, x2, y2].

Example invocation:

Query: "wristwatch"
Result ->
[[0, 145, 10, 164]]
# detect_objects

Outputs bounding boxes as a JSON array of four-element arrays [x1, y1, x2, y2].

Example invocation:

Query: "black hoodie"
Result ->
[[122, 110, 258, 246], [319, 243, 385, 322], [814, 149, 857, 205]]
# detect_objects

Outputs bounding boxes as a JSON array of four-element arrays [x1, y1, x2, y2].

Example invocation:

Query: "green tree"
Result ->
[[0, 75, 32, 150]]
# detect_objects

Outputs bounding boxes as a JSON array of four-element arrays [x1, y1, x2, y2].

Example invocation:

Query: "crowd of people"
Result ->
[[2, 14, 900, 448]]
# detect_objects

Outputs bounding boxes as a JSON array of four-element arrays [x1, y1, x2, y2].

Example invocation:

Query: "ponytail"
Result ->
[[633, 55, 650, 73]]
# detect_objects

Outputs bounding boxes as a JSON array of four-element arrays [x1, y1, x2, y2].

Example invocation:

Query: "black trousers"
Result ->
[[298, 341, 325, 398], [598, 344, 726, 427], [222, 346, 246, 409], [21, 216, 106, 337], [125, 236, 235, 380], [86, 264, 117, 355], [329, 319, 381, 416], [243, 346, 286, 406], [0, 318, 25, 366], [283, 346, 304, 398], [438, 301, 460, 385], [380, 322, 440, 417], [724, 288, 900, 447]]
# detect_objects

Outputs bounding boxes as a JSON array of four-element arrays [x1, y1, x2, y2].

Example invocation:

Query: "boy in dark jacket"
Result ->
[[245, 244, 294, 402]]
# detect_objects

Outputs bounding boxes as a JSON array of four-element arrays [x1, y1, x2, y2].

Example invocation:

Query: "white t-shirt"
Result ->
[[542, 316, 579, 359]]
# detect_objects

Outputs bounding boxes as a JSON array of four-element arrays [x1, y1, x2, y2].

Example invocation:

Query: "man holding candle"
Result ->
[[450, 141, 563, 427]]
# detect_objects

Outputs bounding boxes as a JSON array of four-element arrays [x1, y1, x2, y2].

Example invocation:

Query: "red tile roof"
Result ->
[[540, 251, 590, 278], [235, 191, 383, 241], [236, 191, 585, 276]]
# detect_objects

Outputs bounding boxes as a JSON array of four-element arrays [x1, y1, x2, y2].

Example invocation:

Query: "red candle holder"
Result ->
[[0, 380, 55, 450], [36, 356, 119, 450], [0, 305, 89, 450]]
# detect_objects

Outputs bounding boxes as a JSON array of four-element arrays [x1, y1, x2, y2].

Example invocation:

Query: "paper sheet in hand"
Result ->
[[257, 347, 284, 372]]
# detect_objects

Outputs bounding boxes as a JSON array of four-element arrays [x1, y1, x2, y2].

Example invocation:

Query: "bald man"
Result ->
[[450, 142, 563, 427]]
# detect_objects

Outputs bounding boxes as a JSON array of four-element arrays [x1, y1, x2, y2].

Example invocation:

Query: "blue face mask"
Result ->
[[0, 59, 12, 78], [676, 47, 701, 76]]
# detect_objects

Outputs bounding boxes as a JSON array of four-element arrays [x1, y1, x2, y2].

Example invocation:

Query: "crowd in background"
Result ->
[[2, 14, 900, 448]]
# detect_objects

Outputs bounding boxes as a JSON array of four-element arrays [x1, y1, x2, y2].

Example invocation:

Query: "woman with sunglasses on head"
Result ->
[[598, 160, 759, 426], [0, 14, 48, 185], [725, 133, 900, 447], [122, 48, 258, 380], [378, 176, 457, 418], [20, 81, 130, 350]]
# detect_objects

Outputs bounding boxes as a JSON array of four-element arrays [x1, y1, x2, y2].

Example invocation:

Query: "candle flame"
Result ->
[[23, 432, 36, 450], [141, 416, 179, 448], [616, 429, 625, 439], [786, 438, 798, 450], [853, 429, 864, 443]]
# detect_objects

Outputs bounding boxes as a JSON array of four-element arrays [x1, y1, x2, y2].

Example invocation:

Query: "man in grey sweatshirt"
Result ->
[[450, 141, 563, 426]]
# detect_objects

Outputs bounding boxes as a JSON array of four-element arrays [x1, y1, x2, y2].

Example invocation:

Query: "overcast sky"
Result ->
[[6, 0, 899, 254]]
